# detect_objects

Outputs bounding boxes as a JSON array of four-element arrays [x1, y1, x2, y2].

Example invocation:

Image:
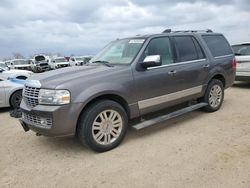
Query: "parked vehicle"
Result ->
[[31, 55, 51, 73], [0, 62, 8, 69], [19, 30, 235, 152], [0, 77, 25, 108], [69, 56, 92, 66], [0, 67, 33, 80], [6, 59, 32, 71], [49, 57, 70, 69], [232, 43, 250, 81]]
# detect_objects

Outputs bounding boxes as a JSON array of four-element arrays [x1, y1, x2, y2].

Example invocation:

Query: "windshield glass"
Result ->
[[90, 39, 145, 64], [53, 58, 67, 63], [232, 44, 250, 55], [13, 60, 30, 65]]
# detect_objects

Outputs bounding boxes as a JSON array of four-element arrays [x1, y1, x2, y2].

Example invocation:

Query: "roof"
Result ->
[[122, 29, 221, 40]]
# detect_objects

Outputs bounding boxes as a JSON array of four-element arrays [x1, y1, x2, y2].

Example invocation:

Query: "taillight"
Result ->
[[232, 57, 237, 69]]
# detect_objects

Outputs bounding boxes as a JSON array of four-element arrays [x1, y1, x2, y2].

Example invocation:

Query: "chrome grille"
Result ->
[[23, 86, 40, 107], [22, 112, 52, 128]]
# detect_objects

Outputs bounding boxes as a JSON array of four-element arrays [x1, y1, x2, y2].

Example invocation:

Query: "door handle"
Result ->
[[168, 70, 177, 75], [203, 64, 210, 69]]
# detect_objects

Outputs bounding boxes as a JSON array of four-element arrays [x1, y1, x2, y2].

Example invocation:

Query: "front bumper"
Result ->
[[235, 71, 250, 81], [19, 101, 83, 137]]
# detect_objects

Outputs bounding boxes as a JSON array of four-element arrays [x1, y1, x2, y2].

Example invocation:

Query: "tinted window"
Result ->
[[174, 36, 200, 62], [192, 38, 205, 59], [202, 35, 232, 57], [143, 37, 173, 65]]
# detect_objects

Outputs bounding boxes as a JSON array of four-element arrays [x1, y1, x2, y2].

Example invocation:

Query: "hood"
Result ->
[[29, 65, 123, 89]]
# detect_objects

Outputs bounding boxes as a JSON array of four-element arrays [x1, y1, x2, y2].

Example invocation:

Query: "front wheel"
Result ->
[[201, 79, 224, 112], [10, 90, 22, 108], [77, 100, 128, 152]]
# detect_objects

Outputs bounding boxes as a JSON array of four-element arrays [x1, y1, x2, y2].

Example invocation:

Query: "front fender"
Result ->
[[74, 82, 131, 105]]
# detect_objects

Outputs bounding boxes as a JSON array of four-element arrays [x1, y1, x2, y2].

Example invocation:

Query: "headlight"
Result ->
[[38, 89, 70, 105]]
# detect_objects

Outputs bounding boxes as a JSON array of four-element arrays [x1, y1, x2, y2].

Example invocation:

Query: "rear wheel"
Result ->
[[10, 90, 22, 108], [77, 100, 128, 152], [201, 79, 224, 112]]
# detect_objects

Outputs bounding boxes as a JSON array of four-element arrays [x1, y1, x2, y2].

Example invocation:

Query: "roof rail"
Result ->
[[162, 29, 213, 33]]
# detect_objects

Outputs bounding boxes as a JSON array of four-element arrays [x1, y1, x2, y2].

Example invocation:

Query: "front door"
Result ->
[[133, 37, 184, 115]]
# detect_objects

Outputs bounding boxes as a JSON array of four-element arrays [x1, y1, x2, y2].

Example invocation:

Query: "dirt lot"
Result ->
[[0, 82, 250, 188]]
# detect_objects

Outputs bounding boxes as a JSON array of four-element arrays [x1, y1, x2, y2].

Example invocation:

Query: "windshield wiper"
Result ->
[[91, 60, 114, 67]]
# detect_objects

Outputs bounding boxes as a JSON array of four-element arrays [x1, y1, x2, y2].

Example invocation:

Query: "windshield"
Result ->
[[232, 44, 250, 56], [13, 60, 30, 65], [53, 58, 67, 63], [90, 39, 145, 64]]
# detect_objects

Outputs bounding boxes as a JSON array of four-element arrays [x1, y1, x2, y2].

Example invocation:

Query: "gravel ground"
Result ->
[[0, 82, 250, 188]]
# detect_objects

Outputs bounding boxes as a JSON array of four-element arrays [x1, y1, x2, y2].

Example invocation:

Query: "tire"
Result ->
[[10, 90, 23, 109], [201, 79, 224, 112], [77, 100, 128, 152]]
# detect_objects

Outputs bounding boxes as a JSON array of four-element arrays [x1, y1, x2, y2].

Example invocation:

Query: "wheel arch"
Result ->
[[209, 74, 226, 88], [16, 76, 27, 80], [75, 93, 130, 134]]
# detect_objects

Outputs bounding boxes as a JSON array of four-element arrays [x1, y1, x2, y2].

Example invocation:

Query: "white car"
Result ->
[[0, 77, 25, 108], [232, 43, 250, 81], [7, 59, 32, 71], [49, 57, 70, 69], [31, 55, 51, 73], [0, 67, 33, 80], [69, 56, 92, 66]]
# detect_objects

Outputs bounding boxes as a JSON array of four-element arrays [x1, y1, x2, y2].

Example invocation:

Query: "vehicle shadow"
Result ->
[[124, 110, 206, 144], [38, 136, 93, 154], [0, 107, 12, 113], [36, 110, 207, 154], [233, 81, 250, 89]]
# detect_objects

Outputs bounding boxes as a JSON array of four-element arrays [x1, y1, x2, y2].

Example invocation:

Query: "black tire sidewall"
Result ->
[[10, 90, 22, 108], [77, 100, 128, 152], [203, 79, 224, 112]]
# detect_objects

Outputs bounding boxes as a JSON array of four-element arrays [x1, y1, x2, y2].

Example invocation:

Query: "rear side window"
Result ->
[[173, 36, 204, 62], [202, 35, 232, 57]]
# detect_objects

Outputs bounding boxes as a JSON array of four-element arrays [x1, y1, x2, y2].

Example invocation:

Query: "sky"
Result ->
[[0, 0, 249, 59]]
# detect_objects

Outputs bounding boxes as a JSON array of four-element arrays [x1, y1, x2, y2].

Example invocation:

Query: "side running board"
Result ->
[[132, 103, 208, 130]]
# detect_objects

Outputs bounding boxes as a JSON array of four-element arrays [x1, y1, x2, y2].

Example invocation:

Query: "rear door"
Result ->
[[170, 35, 209, 93]]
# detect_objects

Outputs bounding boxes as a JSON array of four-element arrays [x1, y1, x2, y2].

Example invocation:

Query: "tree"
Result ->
[[12, 52, 25, 59]]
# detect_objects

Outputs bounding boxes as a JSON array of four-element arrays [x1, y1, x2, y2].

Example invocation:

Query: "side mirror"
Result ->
[[141, 55, 162, 68]]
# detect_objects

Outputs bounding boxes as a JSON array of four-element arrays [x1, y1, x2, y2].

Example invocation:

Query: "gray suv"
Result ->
[[19, 30, 235, 152]]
